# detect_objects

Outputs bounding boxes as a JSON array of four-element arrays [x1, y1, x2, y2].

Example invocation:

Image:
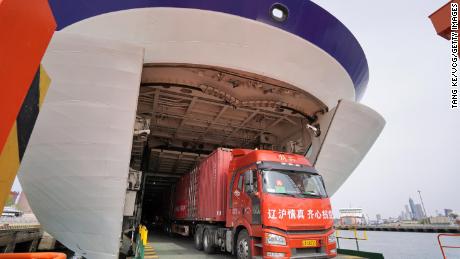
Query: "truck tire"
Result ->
[[236, 229, 251, 259], [194, 227, 203, 251], [203, 228, 215, 254]]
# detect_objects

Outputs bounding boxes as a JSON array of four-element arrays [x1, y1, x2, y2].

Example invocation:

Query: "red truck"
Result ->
[[171, 148, 337, 259]]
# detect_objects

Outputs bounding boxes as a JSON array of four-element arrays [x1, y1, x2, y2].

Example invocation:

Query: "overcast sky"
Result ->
[[10, 1, 458, 219], [314, 0, 460, 219]]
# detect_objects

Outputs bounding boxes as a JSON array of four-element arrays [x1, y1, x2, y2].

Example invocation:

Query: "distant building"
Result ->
[[339, 208, 366, 225], [414, 204, 425, 220], [384, 217, 399, 224], [400, 209, 412, 221], [405, 205, 412, 220], [376, 214, 382, 222], [408, 197, 426, 220], [445, 209, 453, 217], [399, 211, 405, 221], [430, 216, 451, 225], [409, 198, 417, 220]]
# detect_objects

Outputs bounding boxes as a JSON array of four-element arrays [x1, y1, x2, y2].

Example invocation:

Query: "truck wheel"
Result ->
[[194, 227, 203, 251], [203, 228, 215, 254], [236, 229, 251, 259]]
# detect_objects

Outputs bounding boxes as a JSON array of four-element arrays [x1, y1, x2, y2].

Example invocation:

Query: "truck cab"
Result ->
[[226, 149, 336, 258]]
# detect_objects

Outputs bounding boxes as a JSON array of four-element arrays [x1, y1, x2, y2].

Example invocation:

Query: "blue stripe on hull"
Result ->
[[48, 0, 369, 100]]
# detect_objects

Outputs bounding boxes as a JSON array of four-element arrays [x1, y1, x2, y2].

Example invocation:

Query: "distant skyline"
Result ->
[[315, 0, 460, 218]]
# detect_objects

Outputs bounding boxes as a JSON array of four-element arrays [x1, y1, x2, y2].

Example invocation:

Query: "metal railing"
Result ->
[[438, 233, 460, 259], [0, 223, 41, 231], [135, 224, 149, 259], [336, 228, 368, 251]]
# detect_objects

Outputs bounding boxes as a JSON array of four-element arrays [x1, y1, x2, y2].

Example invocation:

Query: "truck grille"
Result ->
[[290, 247, 328, 259]]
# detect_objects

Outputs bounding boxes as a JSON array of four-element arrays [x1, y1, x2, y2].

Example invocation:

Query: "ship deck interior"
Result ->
[[130, 63, 324, 226]]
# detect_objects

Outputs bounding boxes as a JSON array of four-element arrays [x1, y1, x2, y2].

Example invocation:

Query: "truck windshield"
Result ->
[[262, 170, 327, 198]]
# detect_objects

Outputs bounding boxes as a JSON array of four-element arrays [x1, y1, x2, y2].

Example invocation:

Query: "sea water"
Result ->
[[336, 230, 460, 259]]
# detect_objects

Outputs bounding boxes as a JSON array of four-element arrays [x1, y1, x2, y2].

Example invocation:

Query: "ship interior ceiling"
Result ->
[[131, 63, 328, 223]]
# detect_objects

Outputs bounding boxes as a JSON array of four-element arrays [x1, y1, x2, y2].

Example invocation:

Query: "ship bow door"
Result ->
[[308, 100, 385, 195], [18, 32, 144, 259]]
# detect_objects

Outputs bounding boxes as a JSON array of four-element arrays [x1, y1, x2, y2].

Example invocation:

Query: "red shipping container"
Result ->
[[173, 148, 232, 222], [173, 173, 190, 219]]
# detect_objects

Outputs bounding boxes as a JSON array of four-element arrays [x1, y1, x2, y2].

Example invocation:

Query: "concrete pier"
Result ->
[[0, 224, 43, 252], [148, 231, 363, 259], [336, 224, 460, 233]]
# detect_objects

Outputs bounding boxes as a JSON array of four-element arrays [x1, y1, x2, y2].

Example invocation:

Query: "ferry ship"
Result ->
[[14, 1, 385, 258]]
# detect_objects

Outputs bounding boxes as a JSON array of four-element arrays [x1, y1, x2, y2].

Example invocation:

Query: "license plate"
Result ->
[[301, 240, 318, 247]]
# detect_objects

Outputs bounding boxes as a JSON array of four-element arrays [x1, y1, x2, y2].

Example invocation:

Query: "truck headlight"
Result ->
[[266, 233, 286, 246], [328, 233, 336, 243]]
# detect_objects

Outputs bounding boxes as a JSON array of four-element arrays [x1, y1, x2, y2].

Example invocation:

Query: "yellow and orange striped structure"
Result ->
[[0, 66, 51, 213], [0, 252, 66, 259], [0, 0, 56, 213]]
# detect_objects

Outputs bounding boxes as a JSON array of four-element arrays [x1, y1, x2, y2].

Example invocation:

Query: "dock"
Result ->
[[147, 231, 372, 259], [336, 224, 460, 233], [0, 224, 42, 252]]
